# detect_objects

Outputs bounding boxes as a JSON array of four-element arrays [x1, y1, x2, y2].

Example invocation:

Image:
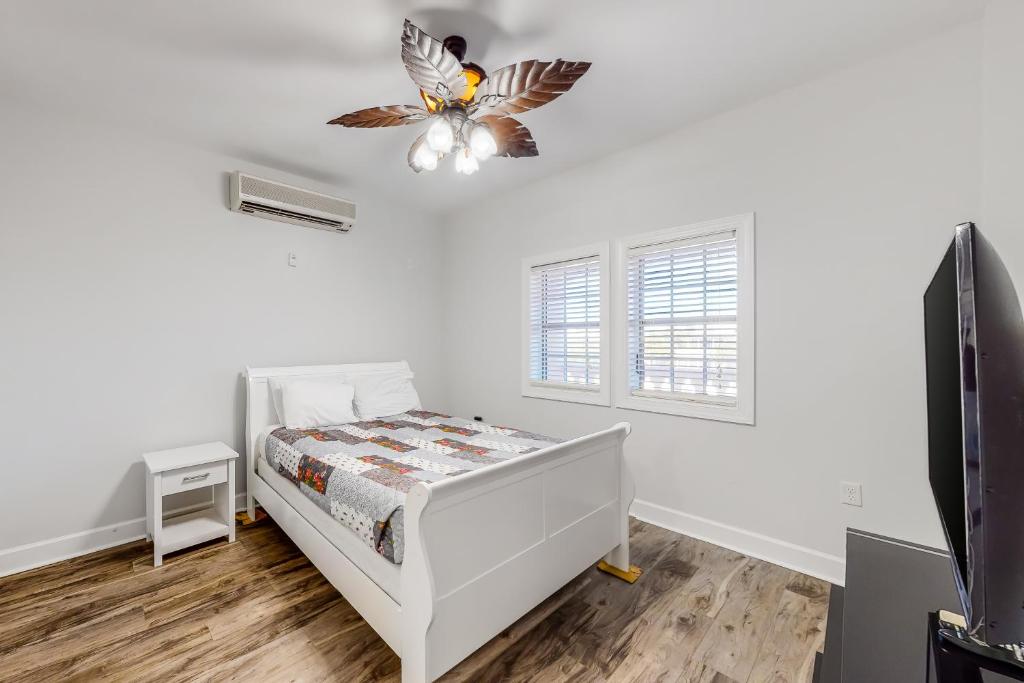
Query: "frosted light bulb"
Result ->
[[426, 118, 454, 153], [455, 148, 479, 175], [413, 143, 438, 171], [469, 124, 497, 159]]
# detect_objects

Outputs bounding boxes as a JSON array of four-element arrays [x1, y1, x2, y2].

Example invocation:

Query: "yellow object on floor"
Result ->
[[235, 508, 268, 526], [597, 560, 643, 583]]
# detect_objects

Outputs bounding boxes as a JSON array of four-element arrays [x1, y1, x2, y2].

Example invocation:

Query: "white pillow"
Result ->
[[269, 375, 347, 424], [277, 379, 357, 429], [351, 371, 421, 419]]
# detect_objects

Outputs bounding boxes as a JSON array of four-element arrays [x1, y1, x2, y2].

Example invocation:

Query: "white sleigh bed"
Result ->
[[245, 362, 633, 683]]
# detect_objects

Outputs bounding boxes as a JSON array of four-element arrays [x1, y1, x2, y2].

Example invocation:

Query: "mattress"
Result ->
[[261, 410, 564, 564], [257, 445, 402, 602]]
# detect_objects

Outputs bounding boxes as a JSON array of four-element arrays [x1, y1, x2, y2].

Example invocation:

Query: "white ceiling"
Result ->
[[1, 0, 986, 214]]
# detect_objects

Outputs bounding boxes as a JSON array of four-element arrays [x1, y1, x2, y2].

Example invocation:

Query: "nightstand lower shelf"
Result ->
[[161, 509, 231, 555]]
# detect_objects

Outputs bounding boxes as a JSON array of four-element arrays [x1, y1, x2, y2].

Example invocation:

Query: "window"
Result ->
[[529, 257, 601, 386], [615, 214, 755, 423], [522, 243, 610, 405]]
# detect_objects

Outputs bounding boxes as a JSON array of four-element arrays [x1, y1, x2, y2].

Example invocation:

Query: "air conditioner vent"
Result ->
[[237, 202, 350, 232], [230, 171, 355, 234]]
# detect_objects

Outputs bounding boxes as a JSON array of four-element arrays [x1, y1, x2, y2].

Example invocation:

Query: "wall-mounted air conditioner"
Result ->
[[229, 171, 355, 234]]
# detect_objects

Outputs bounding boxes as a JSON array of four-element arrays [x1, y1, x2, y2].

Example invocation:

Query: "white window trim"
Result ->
[[521, 242, 611, 406], [613, 214, 756, 424]]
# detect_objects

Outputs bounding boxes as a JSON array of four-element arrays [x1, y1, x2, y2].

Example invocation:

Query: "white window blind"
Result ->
[[528, 255, 602, 388], [626, 230, 738, 403]]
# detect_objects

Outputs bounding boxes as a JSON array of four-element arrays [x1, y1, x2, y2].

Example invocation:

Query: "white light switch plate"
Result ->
[[288, 252, 297, 267]]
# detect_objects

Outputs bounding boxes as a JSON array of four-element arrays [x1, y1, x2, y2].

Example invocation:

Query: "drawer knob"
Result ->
[[182, 473, 210, 483]]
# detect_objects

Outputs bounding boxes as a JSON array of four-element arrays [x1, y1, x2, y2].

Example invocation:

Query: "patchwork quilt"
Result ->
[[263, 410, 563, 563]]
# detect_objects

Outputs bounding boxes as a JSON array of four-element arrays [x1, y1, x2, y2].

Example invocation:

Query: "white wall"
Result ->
[[0, 104, 445, 563], [982, 0, 1024, 275], [440, 24, 984, 582]]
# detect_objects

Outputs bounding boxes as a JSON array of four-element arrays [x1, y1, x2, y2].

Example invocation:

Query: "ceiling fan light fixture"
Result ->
[[468, 123, 497, 160], [412, 141, 439, 171], [426, 117, 455, 153], [454, 147, 479, 175]]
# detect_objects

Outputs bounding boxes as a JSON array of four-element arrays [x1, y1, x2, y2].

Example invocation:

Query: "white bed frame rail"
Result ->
[[245, 363, 633, 683]]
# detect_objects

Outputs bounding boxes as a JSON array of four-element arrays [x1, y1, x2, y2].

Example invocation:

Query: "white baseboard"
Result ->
[[0, 493, 249, 578], [3, 495, 845, 586], [631, 498, 846, 586]]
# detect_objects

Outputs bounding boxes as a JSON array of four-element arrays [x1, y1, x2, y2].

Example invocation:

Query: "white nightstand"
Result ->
[[144, 442, 238, 567]]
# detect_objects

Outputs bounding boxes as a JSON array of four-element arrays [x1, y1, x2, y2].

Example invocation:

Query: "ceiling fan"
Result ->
[[328, 19, 591, 175]]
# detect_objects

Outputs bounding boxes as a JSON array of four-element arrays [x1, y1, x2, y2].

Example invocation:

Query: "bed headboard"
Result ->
[[243, 361, 411, 515]]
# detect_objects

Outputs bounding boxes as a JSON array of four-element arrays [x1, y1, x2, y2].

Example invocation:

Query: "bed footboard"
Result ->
[[400, 422, 633, 683]]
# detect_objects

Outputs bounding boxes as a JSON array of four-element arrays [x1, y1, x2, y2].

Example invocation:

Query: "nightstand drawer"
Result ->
[[162, 461, 227, 495]]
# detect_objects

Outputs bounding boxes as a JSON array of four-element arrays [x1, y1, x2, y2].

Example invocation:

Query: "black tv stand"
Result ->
[[927, 612, 1024, 682]]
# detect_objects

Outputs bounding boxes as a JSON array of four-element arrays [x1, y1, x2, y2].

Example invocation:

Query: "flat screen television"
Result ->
[[924, 222, 1024, 646]]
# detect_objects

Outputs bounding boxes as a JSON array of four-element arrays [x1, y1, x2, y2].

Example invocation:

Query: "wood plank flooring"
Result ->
[[0, 517, 829, 682]]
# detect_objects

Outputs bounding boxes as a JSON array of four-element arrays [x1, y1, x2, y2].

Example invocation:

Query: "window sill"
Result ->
[[522, 383, 610, 407], [615, 393, 753, 424]]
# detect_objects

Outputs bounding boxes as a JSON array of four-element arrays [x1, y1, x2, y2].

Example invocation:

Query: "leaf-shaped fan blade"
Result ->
[[475, 60, 591, 116], [327, 105, 427, 128], [401, 19, 467, 102], [478, 115, 538, 158]]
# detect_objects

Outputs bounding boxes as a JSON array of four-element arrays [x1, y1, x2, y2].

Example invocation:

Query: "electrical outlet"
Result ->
[[841, 481, 863, 507], [288, 252, 297, 268]]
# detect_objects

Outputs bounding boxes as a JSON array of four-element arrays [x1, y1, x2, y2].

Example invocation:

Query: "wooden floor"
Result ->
[[0, 517, 830, 682]]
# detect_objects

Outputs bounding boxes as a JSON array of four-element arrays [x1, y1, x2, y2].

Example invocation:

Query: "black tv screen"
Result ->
[[923, 238, 969, 608], [924, 223, 1024, 646]]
